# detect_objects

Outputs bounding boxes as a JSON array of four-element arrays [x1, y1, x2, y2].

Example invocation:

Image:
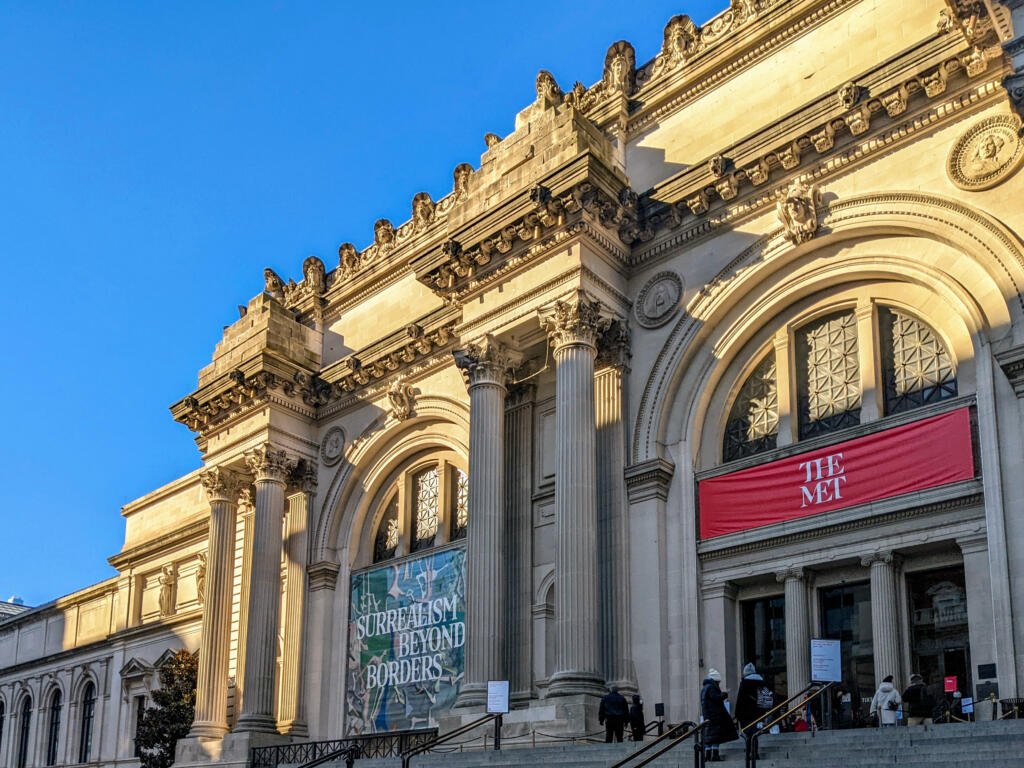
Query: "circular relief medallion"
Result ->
[[635, 271, 684, 329], [947, 114, 1024, 192], [320, 426, 345, 466]]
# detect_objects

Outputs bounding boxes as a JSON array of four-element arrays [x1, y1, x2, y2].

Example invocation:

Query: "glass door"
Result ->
[[820, 582, 875, 725]]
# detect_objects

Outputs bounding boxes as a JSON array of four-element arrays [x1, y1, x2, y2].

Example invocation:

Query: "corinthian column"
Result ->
[[278, 461, 316, 737], [596, 322, 635, 693], [862, 551, 902, 687], [776, 567, 810, 696], [453, 334, 516, 707], [541, 291, 611, 697], [235, 444, 291, 733], [191, 466, 245, 738]]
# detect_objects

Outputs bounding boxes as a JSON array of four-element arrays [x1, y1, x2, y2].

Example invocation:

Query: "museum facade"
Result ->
[[4, 0, 1024, 765]]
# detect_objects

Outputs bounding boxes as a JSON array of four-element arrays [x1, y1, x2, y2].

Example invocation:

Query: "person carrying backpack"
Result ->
[[901, 674, 933, 725], [869, 675, 902, 727]]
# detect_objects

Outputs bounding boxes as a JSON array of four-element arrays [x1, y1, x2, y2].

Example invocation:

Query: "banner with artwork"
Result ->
[[345, 547, 466, 734]]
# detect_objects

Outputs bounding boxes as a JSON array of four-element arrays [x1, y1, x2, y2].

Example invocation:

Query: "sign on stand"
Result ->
[[810, 639, 842, 682], [487, 680, 510, 713]]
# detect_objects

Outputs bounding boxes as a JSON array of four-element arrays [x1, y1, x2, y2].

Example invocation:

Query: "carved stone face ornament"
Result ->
[[603, 41, 636, 95], [947, 114, 1024, 191], [776, 180, 820, 245], [411, 192, 435, 231]]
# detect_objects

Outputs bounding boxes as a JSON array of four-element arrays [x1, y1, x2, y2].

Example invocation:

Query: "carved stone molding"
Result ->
[[597, 320, 632, 370], [307, 561, 340, 592], [245, 445, 291, 484], [635, 271, 684, 328], [387, 377, 416, 420], [320, 426, 345, 466], [539, 291, 612, 350], [947, 113, 1024, 190], [200, 466, 246, 504], [624, 457, 675, 502], [453, 334, 519, 388], [290, 459, 318, 495], [776, 180, 821, 245], [860, 550, 901, 568], [774, 566, 805, 583]]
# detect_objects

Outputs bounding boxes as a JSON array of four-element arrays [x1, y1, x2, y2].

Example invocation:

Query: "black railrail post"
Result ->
[[693, 722, 704, 768], [494, 714, 502, 751]]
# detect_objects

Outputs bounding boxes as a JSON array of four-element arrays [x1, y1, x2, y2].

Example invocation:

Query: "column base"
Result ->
[[438, 694, 602, 741], [232, 712, 280, 734], [606, 678, 639, 697], [453, 682, 488, 708], [547, 670, 607, 698], [279, 718, 309, 739], [221, 729, 290, 767], [186, 721, 228, 740], [174, 735, 225, 767]]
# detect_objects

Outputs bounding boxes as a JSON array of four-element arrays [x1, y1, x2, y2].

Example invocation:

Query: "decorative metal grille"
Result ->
[[451, 468, 469, 540], [372, 498, 399, 563], [723, 354, 779, 462], [796, 311, 862, 439], [879, 307, 957, 415], [412, 467, 439, 551], [250, 729, 439, 768]]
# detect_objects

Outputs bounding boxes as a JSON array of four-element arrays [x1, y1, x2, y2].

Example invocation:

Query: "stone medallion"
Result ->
[[320, 426, 345, 466], [947, 114, 1024, 192], [635, 271, 684, 328]]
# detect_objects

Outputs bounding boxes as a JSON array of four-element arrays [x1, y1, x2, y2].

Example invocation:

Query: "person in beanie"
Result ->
[[869, 675, 902, 727], [735, 663, 773, 757], [701, 668, 739, 761], [599, 684, 628, 742], [628, 694, 646, 742], [901, 674, 933, 725]]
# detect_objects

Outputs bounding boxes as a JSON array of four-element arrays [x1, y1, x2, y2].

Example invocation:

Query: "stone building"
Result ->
[[4, 0, 1024, 765]]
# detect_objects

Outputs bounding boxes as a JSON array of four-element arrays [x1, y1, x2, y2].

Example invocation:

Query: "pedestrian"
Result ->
[[869, 675, 902, 727], [901, 674, 933, 726], [628, 694, 646, 742], [599, 684, 628, 743], [735, 663, 773, 758], [792, 710, 809, 732], [701, 668, 739, 762]]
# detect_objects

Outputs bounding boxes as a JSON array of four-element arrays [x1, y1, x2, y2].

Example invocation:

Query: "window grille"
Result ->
[[723, 354, 779, 461], [879, 307, 957, 415], [797, 311, 862, 438]]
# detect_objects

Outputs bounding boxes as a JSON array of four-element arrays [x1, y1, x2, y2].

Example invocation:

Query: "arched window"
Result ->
[[723, 354, 779, 461], [796, 311, 861, 439], [371, 457, 468, 564], [45, 690, 62, 766], [78, 682, 95, 764], [879, 307, 957, 414], [16, 696, 31, 768]]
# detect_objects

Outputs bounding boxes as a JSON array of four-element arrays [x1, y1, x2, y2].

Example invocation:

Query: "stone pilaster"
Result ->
[[541, 291, 611, 697], [278, 461, 316, 737], [862, 551, 902, 687], [595, 322, 635, 693], [232, 487, 255, 720], [452, 334, 516, 707], [190, 466, 246, 738], [776, 567, 810, 696], [506, 383, 535, 705], [235, 444, 291, 733]]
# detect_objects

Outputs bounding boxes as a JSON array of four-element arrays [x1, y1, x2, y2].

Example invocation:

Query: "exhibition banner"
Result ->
[[699, 408, 974, 539], [346, 547, 466, 734]]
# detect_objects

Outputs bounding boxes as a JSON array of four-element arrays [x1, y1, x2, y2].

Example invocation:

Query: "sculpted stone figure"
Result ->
[[776, 180, 820, 245], [302, 255, 326, 295], [374, 219, 396, 250], [196, 553, 207, 606], [453, 163, 473, 201], [158, 564, 176, 617], [338, 242, 360, 275], [662, 15, 699, 66], [412, 192, 435, 231], [264, 267, 286, 302], [837, 81, 860, 109], [603, 41, 636, 95], [536, 69, 564, 105], [387, 377, 415, 421]]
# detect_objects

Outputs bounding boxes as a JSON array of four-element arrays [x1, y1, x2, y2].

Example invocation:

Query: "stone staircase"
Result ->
[[333, 721, 1024, 768]]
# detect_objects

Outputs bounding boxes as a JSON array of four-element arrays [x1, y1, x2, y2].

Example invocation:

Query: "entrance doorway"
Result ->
[[820, 582, 874, 723], [906, 566, 971, 699]]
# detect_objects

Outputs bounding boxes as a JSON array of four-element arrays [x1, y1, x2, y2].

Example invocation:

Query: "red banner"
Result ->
[[698, 408, 974, 539]]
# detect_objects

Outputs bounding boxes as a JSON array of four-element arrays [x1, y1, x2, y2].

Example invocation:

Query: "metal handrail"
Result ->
[[296, 744, 360, 768], [746, 682, 834, 768], [401, 713, 501, 768], [608, 720, 700, 768]]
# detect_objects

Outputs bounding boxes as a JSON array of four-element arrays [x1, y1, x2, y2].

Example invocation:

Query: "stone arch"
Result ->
[[311, 394, 469, 567], [632, 191, 1024, 466]]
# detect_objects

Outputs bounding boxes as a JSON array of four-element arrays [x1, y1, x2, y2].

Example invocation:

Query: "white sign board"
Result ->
[[810, 638, 842, 682], [961, 697, 974, 714], [487, 680, 510, 714]]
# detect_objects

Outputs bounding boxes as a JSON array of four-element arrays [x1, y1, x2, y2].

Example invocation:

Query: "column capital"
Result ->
[[539, 289, 612, 351], [775, 566, 805, 583], [860, 550, 900, 568], [200, 466, 247, 504], [289, 459, 319, 495], [956, 533, 988, 555], [453, 333, 520, 388], [596, 320, 632, 371], [307, 561, 340, 592], [245, 444, 292, 484]]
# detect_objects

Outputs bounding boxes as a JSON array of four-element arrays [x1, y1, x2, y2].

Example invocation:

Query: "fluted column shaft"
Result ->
[[236, 445, 290, 733], [191, 467, 244, 738], [778, 568, 810, 696], [506, 386, 535, 703], [542, 292, 609, 697], [595, 323, 634, 693], [278, 463, 315, 737], [863, 551, 902, 687], [453, 335, 514, 707]]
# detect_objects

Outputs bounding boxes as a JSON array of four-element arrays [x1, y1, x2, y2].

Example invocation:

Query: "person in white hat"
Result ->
[[701, 668, 739, 761]]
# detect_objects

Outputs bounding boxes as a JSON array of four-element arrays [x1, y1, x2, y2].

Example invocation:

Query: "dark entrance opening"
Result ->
[[907, 566, 971, 701], [820, 581, 874, 723]]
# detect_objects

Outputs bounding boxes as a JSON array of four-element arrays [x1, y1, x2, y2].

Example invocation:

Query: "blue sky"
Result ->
[[0, 0, 721, 606]]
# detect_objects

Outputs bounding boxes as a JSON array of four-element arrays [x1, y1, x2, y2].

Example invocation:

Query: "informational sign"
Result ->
[[945, 675, 959, 693], [810, 639, 842, 682], [698, 408, 974, 538], [345, 547, 466, 734], [961, 697, 974, 714], [487, 680, 510, 714]]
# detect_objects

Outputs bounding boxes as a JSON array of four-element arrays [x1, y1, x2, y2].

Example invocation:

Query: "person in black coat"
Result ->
[[701, 669, 739, 762], [901, 674, 934, 725], [599, 685, 628, 743], [628, 694, 646, 742], [734, 663, 774, 735]]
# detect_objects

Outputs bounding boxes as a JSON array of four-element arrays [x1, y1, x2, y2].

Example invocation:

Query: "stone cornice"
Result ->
[[624, 457, 676, 502], [635, 32, 1002, 251], [996, 345, 1024, 396], [307, 561, 340, 592], [107, 519, 209, 572]]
